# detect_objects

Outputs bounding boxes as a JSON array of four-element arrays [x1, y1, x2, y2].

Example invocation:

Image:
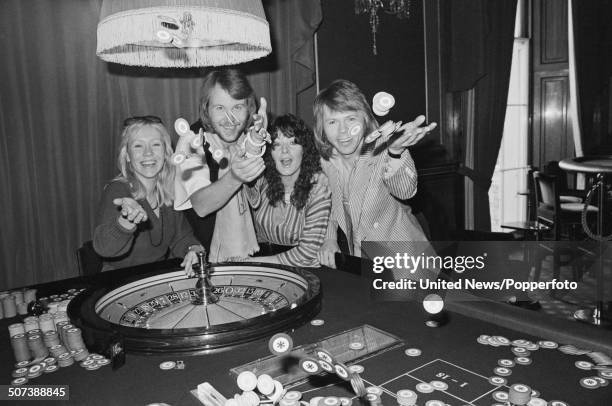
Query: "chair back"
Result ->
[[533, 171, 560, 237], [76, 240, 103, 276]]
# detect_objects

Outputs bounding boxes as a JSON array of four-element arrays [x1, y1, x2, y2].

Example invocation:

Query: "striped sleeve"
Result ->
[[382, 149, 418, 200], [244, 176, 264, 209], [277, 177, 331, 267]]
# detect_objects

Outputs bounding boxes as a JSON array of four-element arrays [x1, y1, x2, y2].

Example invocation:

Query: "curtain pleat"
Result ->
[[0, 0, 321, 289]]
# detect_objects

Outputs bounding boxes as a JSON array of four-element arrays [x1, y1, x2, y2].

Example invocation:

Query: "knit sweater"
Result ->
[[93, 180, 199, 271]]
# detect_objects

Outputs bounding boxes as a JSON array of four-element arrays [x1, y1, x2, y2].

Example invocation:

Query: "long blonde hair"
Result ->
[[114, 116, 175, 206]]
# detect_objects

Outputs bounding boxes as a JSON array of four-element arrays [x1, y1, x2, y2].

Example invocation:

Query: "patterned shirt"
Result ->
[[246, 174, 331, 267]]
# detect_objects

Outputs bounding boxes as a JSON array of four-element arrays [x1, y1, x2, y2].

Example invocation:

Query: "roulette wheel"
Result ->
[[68, 255, 321, 355]]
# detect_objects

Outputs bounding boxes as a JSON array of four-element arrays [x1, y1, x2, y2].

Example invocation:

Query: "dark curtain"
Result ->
[[571, 0, 612, 154], [0, 0, 322, 289], [448, 0, 517, 230]]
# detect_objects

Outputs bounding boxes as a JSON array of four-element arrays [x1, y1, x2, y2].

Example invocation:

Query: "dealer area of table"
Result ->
[[2, 260, 612, 405]]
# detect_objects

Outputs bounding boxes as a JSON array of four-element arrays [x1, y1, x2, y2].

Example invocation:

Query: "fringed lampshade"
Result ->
[[96, 0, 272, 67]]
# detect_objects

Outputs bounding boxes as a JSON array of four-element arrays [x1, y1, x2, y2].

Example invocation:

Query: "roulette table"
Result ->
[[1, 259, 612, 405]]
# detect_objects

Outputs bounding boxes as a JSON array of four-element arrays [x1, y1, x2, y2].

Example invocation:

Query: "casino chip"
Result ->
[[515, 357, 532, 366], [598, 369, 612, 379], [366, 386, 383, 396], [579, 377, 600, 389], [348, 364, 364, 374], [159, 361, 176, 370], [11, 377, 28, 385], [415, 383, 434, 393], [492, 391, 509, 402], [284, 391, 302, 402], [498, 359, 515, 368], [310, 397, 323, 406], [338, 397, 351, 406], [12, 368, 28, 378], [256, 374, 275, 396], [494, 367, 512, 376], [310, 319, 324, 326], [488, 376, 507, 386], [548, 401, 570, 406], [44, 365, 59, 373], [508, 384, 531, 405], [593, 376, 609, 387], [334, 362, 350, 380], [269, 333, 293, 356], [349, 342, 364, 351], [424, 401, 444, 406], [538, 340, 559, 349], [429, 381, 448, 391], [404, 348, 422, 357], [422, 294, 444, 314], [237, 371, 258, 392], [318, 360, 334, 373], [575, 360, 594, 370], [299, 357, 321, 375], [528, 398, 548, 406], [315, 349, 334, 364]]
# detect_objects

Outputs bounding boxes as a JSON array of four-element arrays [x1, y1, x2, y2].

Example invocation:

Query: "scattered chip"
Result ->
[[318, 360, 334, 373], [237, 371, 258, 392], [349, 342, 364, 351], [310, 319, 324, 326], [159, 361, 176, 370], [494, 367, 512, 376], [269, 333, 293, 356], [579, 377, 600, 389], [11, 377, 28, 385], [415, 383, 434, 393], [598, 369, 612, 379], [44, 365, 59, 373], [422, 294, 444, 314], [515, 357, 532, 366], [593, 376, 609, 387], [315, 349, 334, 364], [528, 398, 548, 406], [366, 386, 382, 396], [284, 391, 302, 401], [404, 348, 422, 357], [429, 381, 448, 391], [538, 340, 558, 349], [256, 374, 275, 395], [488, 376, 507, 386], [492, 391, 509, 402], [575, 360, 594, 370], [424, 401, 444, 406], [334, 363, 350, 380], [498, 359, 515, 368], [338, 397, 351, 406], [349, 364, 364, 374], [548, 401, 570, 406], [299, 357, 321, 375]]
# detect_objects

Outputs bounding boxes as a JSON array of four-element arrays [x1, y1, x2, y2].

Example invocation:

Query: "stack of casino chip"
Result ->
[[65, 326, 87, 352], [24, 288, 37, 304], [39, 313, 57, 332], [508, 384, 531, 405], [0, 291, 8, 318], [80, 353, 111, 370], [49, 344, 69, 358], [53, 311, 69, 327], [396, 389, 418, 406], [10, 333, 31, 362], [27, 331, 49, 359], [9, 322, 26, 337], [23, 316, 40, 333], [57, 351, 75, 367], [2, 293, 17, 318], [43, 330, 61, 347], [56, 321, 70, 344]]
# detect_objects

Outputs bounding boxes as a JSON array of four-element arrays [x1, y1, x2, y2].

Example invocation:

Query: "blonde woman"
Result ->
[[93, 116, 204, 273]]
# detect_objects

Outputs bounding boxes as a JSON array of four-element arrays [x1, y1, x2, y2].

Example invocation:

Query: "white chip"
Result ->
[[429, 380, 448, 391], [415, 383, 433, 393], [284, 391, 302, 401], [349, 342, 364, 350], [159, 361, 176, 370], [310, 319, 324, 326], [349, 364, 364, 374], [237, 371, 258, 392], [256, 374, 275, 395], [404, 348, 422, 357]]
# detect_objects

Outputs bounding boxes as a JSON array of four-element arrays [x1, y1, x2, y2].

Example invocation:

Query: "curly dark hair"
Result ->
[[264, 114, 322, 210]]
